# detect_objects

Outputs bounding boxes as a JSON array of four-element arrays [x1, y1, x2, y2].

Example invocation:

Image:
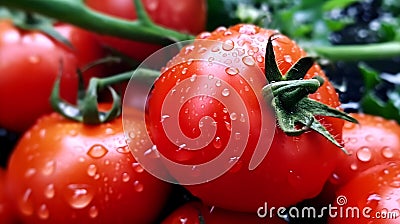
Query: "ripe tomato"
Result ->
[[162, 201, 287, 224], [146, 24, 345, 212], [6, 105, 171, 223], [85, 0, 207, 60], [329, 162, 400, 224], [330, 113, 400, 187], [0, 20, 106, 132]]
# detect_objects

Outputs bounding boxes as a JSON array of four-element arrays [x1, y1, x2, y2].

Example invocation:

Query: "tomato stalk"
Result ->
[[262, 35, 358, 152], [51, 66, 159, 124], [0, 0, 193, 45]]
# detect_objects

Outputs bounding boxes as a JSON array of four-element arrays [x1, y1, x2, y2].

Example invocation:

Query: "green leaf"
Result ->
[[322, 0, 360, 11], [358, 63, 381, 91], [361, 92, 400, 123]]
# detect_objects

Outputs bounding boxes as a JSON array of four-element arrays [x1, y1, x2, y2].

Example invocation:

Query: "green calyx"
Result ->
[[262, 34, 358, 153]]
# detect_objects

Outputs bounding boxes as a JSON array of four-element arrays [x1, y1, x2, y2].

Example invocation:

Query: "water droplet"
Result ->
[[350, 163, 358, 171], [25, 168, 36, 178], [215, 80, 222, 87], [225, 67, 239, 76], [87, 164, 97, 177], [105, 128, 114, 135], [19, 188, 33, 216], [179, 217, 188, 224], [198, 32, 211, 39], [239, 114, 246, 122], [365, 135, 375, 142], [242, 56, 255, 66], [128, 131, 136, 139], [230, 112, 237, 120], [213, 137, 222, 149], [116, 145, 130, 154], [160, 114, 170, 122], [28, 55, 40, 64], [39, 129, 46, 138], [122, 173, 130, 182], [133, 180, 144, 192], [132, 162, 144, 173], [89, 206, 98, 218], [44, 184, 55, 199], [235, 132, 241, 140], [65, 184, 94, 209], [178, 143, 187, 150], [356, 147, 372, 162], [42, 160, 56, 176], [69, 129, 78, 136], [223, 31, 232, 36], [389, 180, 400, 188], [208, 74, 214, 80], [381, 147, 394, 159], [181, 68, 188, 75], [38, 204, 49, 220], [221, 88, 230, 97], [87, 144, 108, 159], [198, 47, 208, 54], [288, 170, 302, 186], [283, 55, 292, 63], [222, 40, 234, 51]]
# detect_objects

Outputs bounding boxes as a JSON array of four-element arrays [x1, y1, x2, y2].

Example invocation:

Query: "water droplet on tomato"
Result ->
[[381, 147, 394, 159], [105, 128, 114, 135], [213, 137, 222, 149], [230, 112, 237, 121], [189, 74, 197, 82], [356, 147, 372, 162], [44, 184, 55, 199], [39, 129, 46, 138], [181, 68, 188, 75], [225, 67, 239, 76], [215, 80, 222, 87], [28, 55, 40, 64], [116, 145, 130, 154], [144, 145, 160, 158], [37, 204, 49, 220], [42, 160, 56, 176], [122, 173, 130, 182], [198, 32, 211, 39], [69, 129, 78, 136], [19, 188, 33, 216], [389, 181, 400, 188], [239, 114, 246, 122], [234, 132, 241, 140], [221, 88, 230, 97], [65, 184, 94, 209], [222, 40, 234, 51], [350, 163, 358, 171], [132, 162, 144, 173], [87, 164, 97, 177], [366, 193, 381, 207], [133, 180, 144, 192], [284, 55, 292, 63], [89, 206, 98, 218], [223, 31, 232, 36], [343, 122, 356, 130], [242, 56, 255, 66], [25, 168, 36, 178], [87, 144, 108, 159]]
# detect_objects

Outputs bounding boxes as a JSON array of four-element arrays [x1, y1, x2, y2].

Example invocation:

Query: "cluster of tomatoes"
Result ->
[[0, 1, 399, 224]]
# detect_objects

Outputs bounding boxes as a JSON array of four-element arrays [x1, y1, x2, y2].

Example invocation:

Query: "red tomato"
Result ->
[[162, 201, 287, 224], [330, 113, 400, 187], [329, 162, 400, 224], [85, 0, 207, 60], [0, 20, 106, 132], [6, 106, 171, 223], [146, 24, 345, 212]]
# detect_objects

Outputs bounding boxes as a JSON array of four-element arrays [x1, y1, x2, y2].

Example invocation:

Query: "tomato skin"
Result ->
[[0, 20, 106, 132], [162, 201, 287, 224], [6, 106, 171, 223], [146, 24, 344, 212], [85, 0, 207, 60], [0, 169, 17, 223], [329, 162, 400, 224], [330, 113, 400, 187]]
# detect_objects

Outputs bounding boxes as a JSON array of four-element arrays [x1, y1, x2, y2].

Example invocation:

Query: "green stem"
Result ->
[[97, 68, 160, 89], [307, 41, 400, 61], [0, 0, 194, 45]]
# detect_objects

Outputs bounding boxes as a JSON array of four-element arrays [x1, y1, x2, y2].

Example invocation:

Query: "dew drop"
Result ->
[[350, 163, 358, 171], [37, 204, 49, 220], [284, 55, 292, 63], [215, 80, 222, 87], [65, 184, 94, 209], [181, 68, 188, 75], [132, 162, 144, 173], [208, 74, 214, 80], [116, 145, 130, 154], [19, 188, 33, 216], [230, 112, 237, 121], [28, 55, 40, 64], [133, 180, 144, 192], [25, 168, 36, 178], [122, 173, 130, 182], [87, 164, 97, 177], [389, 180, 400, 188], [235, 132, 241, 140], [356, 147, 372, 162], [225, 67, 239, 76], [222, 40, 234, 51], [44, 184, 55, 199], [190, 74, 197, 82], [221, 88, 230, 97], [242, 56, 255, 66], [160, 114, 170, 122], [87, 144, 108, 159], [87, 206, 98, 219], [199, 32, 211, 39], [179, 217, 188, 224], [381, 147, 394, 159], [239, 114, 246, 122], [128, 131, 136, 139], [42, 160, 56, 176], [213, 137, 222, 149]]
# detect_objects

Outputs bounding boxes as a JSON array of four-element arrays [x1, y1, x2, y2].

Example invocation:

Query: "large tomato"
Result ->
[[329, 162, 400, 224], [146, 24, 346, 212], [85, 0, 207, 60], [0, 20, 106, 132], [6, 105, 171, 223]]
